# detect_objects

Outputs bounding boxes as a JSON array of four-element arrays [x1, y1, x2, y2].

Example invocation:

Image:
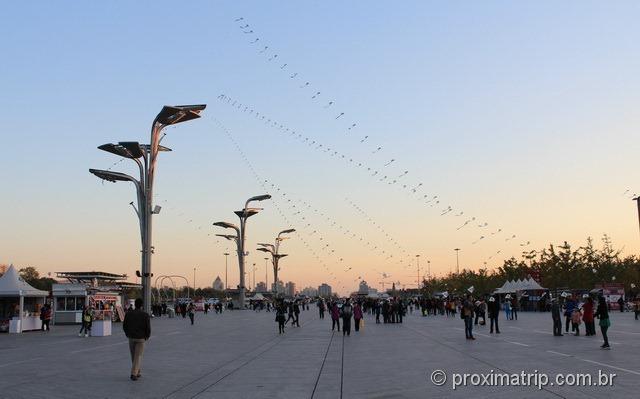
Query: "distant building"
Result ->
[[301, 286, 318, 297], [368, 287, 378, 295], [255, 281, 267, 292], [358, 280, 370, 295], [0, 264, 7, 276], [285, 281, 296, 297], [318, 283, 332, 297], [212, 276, 224, 291], [272, 280, 285, 295]]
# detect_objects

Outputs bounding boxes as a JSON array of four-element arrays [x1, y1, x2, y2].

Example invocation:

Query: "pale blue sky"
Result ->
[[1, 1, 640, 293]]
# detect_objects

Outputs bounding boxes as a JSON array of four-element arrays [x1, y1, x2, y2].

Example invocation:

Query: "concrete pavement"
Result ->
[[0, 308, 639, 398]]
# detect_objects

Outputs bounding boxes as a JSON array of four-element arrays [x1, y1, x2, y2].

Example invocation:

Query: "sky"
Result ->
[[1, 1, 640, 295]]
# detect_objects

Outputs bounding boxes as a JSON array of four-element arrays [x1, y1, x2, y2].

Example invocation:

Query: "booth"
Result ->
[[0, 265, 49, 333]]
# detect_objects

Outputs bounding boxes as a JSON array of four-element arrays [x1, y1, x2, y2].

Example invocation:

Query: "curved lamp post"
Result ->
[[214, 194, 271, 308], [256, 228, 295, 296], [89, 104, 206, 313]]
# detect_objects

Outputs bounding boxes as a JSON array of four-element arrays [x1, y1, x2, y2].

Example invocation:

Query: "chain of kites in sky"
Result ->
[[211, 117, 425, 290], [216, 93, 531, 265], [227, 17, 540, 266]]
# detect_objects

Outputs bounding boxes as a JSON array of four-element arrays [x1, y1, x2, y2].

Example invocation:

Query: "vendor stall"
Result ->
[[0, 265, 49, 333]]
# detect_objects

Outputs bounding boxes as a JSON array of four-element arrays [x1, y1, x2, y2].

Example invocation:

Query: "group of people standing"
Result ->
[[551, 294, 611, 349]]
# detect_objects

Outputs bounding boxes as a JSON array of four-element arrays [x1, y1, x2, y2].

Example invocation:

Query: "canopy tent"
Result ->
[[494, 277, 546, 294], [0, 265, 49, 333], [249, 292, 267, 301]]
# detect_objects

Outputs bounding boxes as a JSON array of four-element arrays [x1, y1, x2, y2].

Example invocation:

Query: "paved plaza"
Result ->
[[1, 309, 639, 398]]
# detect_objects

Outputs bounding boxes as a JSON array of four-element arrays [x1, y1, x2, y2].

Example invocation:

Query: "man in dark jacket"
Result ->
[[551, 298, 563, 336], [488, 295, 500, 334], [123, 298, 151, 381]]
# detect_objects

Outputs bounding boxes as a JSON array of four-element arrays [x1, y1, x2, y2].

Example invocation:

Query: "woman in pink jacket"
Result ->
[[331, 302, 340, 332], [353, 303, 363, 332]]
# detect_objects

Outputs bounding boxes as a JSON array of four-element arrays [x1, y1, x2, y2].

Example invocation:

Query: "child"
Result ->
[[275, 306, 286, 334], [571, 307, 582, 336]]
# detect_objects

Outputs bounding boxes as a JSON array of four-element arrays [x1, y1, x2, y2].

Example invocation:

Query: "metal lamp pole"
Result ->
[[223, 252, 229, 290], [257, 228, 295, 296], [454, 248, 461, 274], [416, 254, 420, 289], [214, 194, 271, 308], [89, 104, 206, 314]]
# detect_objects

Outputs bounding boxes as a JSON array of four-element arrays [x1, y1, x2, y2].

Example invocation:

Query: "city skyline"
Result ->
[[2, 2, 640, 296]]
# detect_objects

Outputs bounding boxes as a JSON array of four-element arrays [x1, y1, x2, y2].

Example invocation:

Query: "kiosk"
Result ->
[[0, 265, 49, 333]]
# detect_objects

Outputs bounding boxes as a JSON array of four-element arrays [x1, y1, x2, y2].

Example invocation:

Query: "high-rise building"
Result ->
[[272, 280, 285, 295], [285, 281, 296, 297], [255, 281, 267, 292], [358, 280, 370, 295], [212, 276, 224, 291], [300, 286, 318, 297], [318, 283, 332, 297]]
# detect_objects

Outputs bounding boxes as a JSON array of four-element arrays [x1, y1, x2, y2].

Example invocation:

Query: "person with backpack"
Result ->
[[341, 299, 353, 336]]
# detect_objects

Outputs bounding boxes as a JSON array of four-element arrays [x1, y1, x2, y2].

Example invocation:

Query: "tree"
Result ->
[[19, 266, 40, 284]]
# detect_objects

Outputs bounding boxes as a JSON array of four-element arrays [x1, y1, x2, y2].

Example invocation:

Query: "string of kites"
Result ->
[[212, 117, 419, 289], [228, 16, 537, 264], [216, 94, 530, 261]]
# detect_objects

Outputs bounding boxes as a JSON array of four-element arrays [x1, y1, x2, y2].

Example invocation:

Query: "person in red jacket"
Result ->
[[353, 302, 363, 332], [582, 296, 595, 336], [330, 302, 340, 332]]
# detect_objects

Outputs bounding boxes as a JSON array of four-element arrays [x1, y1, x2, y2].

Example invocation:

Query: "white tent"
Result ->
[[494, 277, 546, 294], [249, 292, 267, 301], [0, 265, 49, 333]]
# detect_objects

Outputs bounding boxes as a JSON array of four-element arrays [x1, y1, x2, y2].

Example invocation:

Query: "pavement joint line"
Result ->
[[310, 331, 336, 399], [577, 358, 640, 376], [164, 316, 318, 399], [71, 341, 128, 354], [0, 357, 44, 368], [404, 324, 566, 399], [506, 341, 530, 347], [546, 350, 572, 357], [340, 333, 345, 399]]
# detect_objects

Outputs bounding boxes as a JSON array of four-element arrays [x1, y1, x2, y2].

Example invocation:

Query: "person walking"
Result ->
[[617, 296, 625, 313], [583, 297, 595, 336], [594, 296, 611, 349], [123, 298, 151, 381], [318, 299, 325, 319], [463, 295, 475, 340], [564, 295, 577, 333], [293, 301, 301, 327], [571, 307, 582, 336], [275, 305, 286, 334], [331, 302, 340, 332], [187, 302, 195, 325], [341, 300, 353, 336], [353, 302, 363, 332], [40, 303, 52, 332], [634, 296, 640, 320], [551, 298, 563, 336], [488, 296, 500, 334], [79, 306, 93, 337], [503, 296, 512, 320], [374, 301, 381, 324]]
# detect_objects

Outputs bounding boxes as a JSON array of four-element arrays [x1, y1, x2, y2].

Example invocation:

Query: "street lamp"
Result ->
[[416, 255, 420, 289], [256, 228, 295, 296], [223, 252, 230, 290], [214, 194, 271, 308], [89, 104, 206, 314], [454, 248, 461, 274]]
